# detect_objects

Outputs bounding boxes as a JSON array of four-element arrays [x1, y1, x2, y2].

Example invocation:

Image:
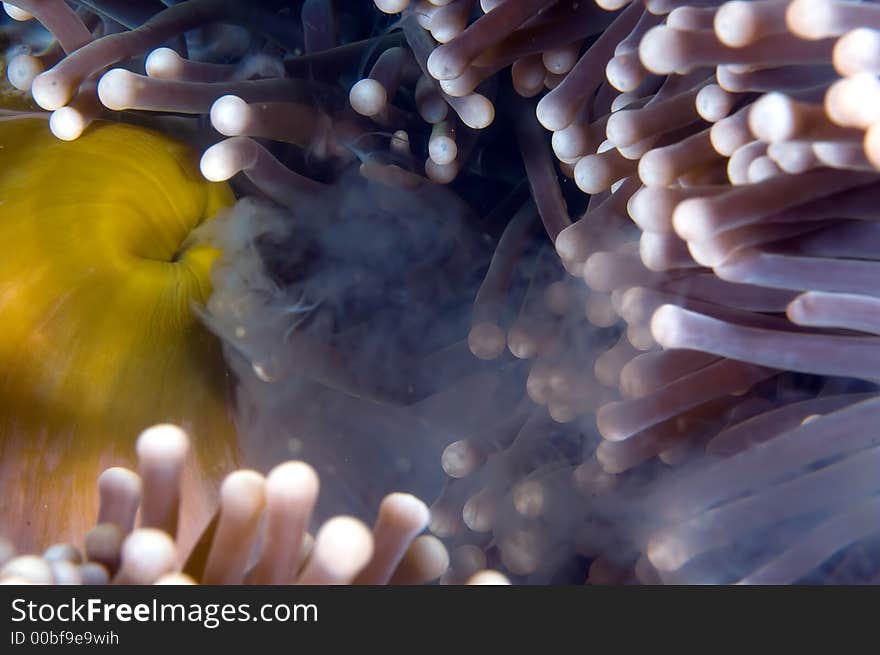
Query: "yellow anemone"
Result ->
[[0, 117, 238, 552]]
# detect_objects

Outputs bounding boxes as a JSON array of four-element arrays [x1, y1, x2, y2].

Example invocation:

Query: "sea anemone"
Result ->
[[5, 0, 880, 585]]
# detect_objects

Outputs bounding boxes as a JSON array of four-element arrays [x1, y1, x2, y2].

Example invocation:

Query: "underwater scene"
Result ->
[[2, 0, 880, 586]]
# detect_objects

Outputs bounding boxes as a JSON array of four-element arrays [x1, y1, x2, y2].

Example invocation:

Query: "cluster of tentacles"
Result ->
[[0, 424, 510, 585], [369, 0, 880, 585]]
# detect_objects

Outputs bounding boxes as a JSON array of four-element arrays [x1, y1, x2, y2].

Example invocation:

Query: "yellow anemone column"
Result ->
[[0, 117, 239, 552]]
